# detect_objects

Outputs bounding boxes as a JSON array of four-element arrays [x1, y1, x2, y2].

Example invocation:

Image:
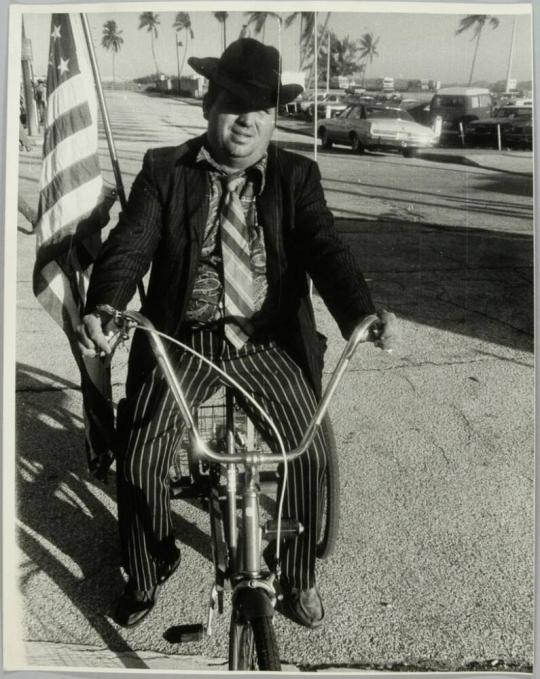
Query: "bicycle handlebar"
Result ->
[[97, 306, 380, 465]]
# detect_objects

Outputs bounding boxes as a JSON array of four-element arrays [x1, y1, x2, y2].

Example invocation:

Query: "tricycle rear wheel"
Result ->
[[316, 415, 340, 559]]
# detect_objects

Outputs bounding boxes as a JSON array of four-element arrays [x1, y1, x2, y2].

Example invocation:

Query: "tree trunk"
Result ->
[[179, 31, 189, 82], [112, 52, 116, 87], [298, 15, 303, 71], [223, 20, 227, 49], [175, 35, 181, 93], [151, 32, 159, 78], [468, 30, 482, 85]]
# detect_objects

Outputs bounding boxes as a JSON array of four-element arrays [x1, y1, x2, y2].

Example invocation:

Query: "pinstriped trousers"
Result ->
[[116, 329, 327, 592]]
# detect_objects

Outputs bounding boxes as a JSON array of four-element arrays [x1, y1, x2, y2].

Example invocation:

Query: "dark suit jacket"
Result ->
[[86, 135, 376, 399]]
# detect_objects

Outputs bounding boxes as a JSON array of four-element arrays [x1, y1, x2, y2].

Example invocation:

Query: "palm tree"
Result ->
[[173, 12, 193, 83], [358, 32, 380, 86], [284, 12, 331, 87], [138, 12, 161, 78], [214, 12, 229, 50], [243, 12, 282, 43], [320, 32, 360, 78], [285, 12, 315, 72], [456, 14, 500, 85], [101, 20, 124, 86]]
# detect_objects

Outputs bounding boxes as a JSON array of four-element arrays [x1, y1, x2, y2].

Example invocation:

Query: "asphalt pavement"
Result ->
[[10, 91, 534, 675]]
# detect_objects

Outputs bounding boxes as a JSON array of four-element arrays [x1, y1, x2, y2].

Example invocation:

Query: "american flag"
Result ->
[[33, 13, 116, 480]]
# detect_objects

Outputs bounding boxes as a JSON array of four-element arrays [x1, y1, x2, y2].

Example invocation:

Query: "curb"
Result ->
[[19, 639, 228, 672], [18, 640, 302, 673]]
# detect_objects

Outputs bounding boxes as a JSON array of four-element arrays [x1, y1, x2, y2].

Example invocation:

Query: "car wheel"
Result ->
[[402, 148, 416, 158], [319, 128, 332, 149], [350, 134, 365, 154]]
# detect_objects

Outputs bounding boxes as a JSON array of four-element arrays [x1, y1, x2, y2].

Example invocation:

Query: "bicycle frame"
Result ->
[[100, 305, 379, 652]]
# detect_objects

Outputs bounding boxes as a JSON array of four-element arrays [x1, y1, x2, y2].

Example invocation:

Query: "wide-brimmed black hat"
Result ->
[[188, 38, 303, 109]]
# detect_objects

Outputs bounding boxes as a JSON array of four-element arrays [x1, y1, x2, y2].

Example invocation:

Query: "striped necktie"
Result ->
[[220, 175, 255, 348]]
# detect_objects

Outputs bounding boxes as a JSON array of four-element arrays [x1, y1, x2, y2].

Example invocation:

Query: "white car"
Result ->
[[318, 102, 436, 156]]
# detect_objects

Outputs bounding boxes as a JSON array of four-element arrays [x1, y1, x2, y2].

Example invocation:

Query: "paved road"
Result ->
[[14, 91, 534, 673]]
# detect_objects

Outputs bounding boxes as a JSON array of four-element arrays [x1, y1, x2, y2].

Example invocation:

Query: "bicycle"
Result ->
[[99, 304, 379, 670]]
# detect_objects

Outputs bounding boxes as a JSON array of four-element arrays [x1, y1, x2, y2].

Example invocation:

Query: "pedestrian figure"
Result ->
[[35, 79, 47, 125]]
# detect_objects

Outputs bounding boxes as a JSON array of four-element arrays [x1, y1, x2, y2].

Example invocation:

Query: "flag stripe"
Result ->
[[45, 73, 95, 129], [39, 155, 101, 217], [34, 260, 80, 329], [35, 204, 104, 268], [43, 102, 93, 158], [36, 175, 103, 245]]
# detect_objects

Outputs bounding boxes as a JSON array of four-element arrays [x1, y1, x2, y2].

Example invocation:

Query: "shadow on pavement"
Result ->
[[16, 363, 219, 659], [15, 363, 147, 665], [334, 218, 533, 354], [324, 178, 532, 223]]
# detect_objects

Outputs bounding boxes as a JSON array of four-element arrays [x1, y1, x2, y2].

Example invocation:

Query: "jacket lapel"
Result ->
[[257, 144, 283, 294], [183, 152, 209, 249]]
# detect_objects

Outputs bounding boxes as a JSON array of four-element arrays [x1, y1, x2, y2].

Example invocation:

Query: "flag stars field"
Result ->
[[57, 57, 70, 75]]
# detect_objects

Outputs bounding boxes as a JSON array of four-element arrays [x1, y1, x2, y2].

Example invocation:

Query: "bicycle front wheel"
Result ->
[[229, 614, 281, 671]]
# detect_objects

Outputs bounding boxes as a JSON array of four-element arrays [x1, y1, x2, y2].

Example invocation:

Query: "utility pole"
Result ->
[[175, 36, 181, 95], [326, 30, 331, 95], [505, 16, 517, 93], [21, 17, 39, 135]]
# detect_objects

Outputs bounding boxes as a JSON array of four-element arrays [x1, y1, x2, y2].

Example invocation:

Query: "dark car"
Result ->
[[465, 105, 532, 147], [430, 87, 494, 134], [505, 117, 533, 149]]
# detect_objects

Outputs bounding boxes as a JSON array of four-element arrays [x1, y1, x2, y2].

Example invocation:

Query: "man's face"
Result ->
[[205, 89, 275, 169]]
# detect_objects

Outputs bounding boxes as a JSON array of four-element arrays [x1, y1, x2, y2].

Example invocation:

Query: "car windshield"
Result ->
[[432, 95, 465, 108], [365, 107, 414, 121]]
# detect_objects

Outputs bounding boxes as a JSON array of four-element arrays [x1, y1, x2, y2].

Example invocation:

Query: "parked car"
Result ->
[[505, 117, 533, 149], [430, 87, 493, 134], [465, 105, 533, 146], [318, 102, 436, 156], [305, 93, 346, 119]]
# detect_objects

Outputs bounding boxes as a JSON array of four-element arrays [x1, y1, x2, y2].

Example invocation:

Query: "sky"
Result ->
[[21, 7, 532, 86]]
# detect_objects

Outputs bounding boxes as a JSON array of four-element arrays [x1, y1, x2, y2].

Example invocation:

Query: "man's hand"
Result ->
[[371, 309, 399, 352], [76, 312, 113, 358]]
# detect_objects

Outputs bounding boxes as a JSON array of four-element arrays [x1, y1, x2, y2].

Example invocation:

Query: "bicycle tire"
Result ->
[[316, 414, 340, 559], [229, 614, 281, 671]]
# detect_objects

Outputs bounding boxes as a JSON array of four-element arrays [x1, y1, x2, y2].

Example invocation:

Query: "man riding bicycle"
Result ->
[[76, 38, 398, 629]]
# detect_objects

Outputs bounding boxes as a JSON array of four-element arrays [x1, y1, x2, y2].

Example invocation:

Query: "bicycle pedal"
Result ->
[[264, 519, 303, 539], [163, 623, 206, 643]]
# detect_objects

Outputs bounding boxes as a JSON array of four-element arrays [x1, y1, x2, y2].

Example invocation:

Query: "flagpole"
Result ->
[[80, 13, 146, 303]]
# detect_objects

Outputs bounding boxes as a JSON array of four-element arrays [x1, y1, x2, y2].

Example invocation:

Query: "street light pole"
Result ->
[[21, 17, 39, 135]]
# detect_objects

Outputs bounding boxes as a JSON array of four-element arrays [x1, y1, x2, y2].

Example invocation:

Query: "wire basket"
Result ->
[[169, 387, 269, 483]]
